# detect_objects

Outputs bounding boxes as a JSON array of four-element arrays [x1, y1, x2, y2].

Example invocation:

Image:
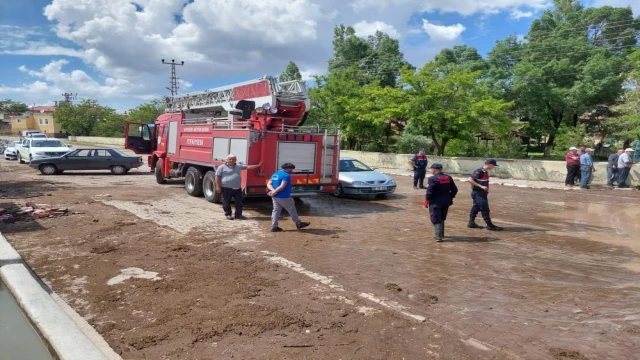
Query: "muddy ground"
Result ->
[[1, 148, 639, 360]]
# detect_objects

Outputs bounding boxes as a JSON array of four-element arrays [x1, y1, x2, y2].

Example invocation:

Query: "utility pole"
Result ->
[[161, 59, 184, 99], [61, 92, 77, 104]]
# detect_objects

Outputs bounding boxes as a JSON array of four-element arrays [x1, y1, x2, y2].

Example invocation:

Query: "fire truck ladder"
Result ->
[[165, 76, 309, 112]]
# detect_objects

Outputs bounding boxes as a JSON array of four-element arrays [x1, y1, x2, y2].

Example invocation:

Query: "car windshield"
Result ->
[[339, 159, 373, 172], [31, 140, 65, 147]]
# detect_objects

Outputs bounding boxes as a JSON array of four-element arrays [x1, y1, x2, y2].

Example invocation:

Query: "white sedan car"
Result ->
[[4, 140, 22, 160], [333, 157, 396, 198]]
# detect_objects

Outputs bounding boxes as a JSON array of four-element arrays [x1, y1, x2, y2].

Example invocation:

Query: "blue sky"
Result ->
[[0, 0, 636, 112]]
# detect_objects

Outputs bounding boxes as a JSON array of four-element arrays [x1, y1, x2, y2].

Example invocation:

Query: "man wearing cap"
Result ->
[[467, 159, 503, 231], [267, 162, 310, 232], [579, 148, 595, 189], [410, 148, 429, 189], [565, 147, 580, 187], [607, 149, 624, 187], [617, 148, 634, 188], [424, 163, 458, 242]]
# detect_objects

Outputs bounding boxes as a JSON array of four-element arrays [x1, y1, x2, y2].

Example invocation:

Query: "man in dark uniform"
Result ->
[[424, 163, 458, 242], [467, 159, 503, 231], [410, 148, 428, 189]]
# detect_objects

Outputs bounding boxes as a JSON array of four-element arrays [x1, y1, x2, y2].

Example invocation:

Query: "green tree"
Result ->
[[92, 112, 127, 137], [508, 0, 638, 155], [328, 25, 410, 87], [53, 99, 117, 136], [434, 45, 488, 73], [126, 100, 165, 124], [0, 99, 29, 115], [279, 61, 302, 82], [400, 63, 513, 155], [609, 49, 640, 141]]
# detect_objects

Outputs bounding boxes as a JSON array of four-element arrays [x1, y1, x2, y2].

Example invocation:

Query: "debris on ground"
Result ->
[[410, 292, 439, 305], [0, 202, 70, 222], [384, 283, 402, 292]]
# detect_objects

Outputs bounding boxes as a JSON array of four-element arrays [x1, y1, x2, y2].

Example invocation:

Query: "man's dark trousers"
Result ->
[[414, 169, 426, 188], [618, 167, 631, 188], [606, 167, 618, 186], [566, 165, 579, 185], [222, 187, 243, 217], [469, 192, 491, 223], [429, 203, 449, 224]]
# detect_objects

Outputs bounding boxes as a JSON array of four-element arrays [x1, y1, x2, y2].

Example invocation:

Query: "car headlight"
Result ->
[[386, 179, 395, 185], [351, 181, 366, 185]]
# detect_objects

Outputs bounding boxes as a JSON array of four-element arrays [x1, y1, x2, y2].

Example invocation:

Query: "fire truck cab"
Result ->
[[125, 76, 340, 203]]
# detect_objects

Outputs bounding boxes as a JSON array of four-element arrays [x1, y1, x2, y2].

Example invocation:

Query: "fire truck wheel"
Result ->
[[155, 163, 167, 184], [203, 170, 221, 203], [332, 183, 345, 198], [185, 167, 204, 197]]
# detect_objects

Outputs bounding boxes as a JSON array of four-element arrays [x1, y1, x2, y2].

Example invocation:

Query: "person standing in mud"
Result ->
[[467, 159, 503, 231], [424, 163, 458, 242], [607, 149, 623, 187], [267, 162, 310, 232], [410, 148, 428, 189], [565, 147, 580, 187], [579, 148, 595, 189]]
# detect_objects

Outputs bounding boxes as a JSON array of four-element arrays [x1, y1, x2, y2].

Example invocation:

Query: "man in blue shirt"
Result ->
[[579, 148, 595, 189], [267, 162, 310, 232]]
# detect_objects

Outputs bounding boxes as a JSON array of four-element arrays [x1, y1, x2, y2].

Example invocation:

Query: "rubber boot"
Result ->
[[433, 223, 443, 242], [485, 221, 504, 231], [467, 218, 482, 228]]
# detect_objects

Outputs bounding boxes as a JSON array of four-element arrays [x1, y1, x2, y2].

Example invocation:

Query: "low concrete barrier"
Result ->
[[69, 136, 125, 147], [0, 233, 116, 360], [341, 150, 639, 186]]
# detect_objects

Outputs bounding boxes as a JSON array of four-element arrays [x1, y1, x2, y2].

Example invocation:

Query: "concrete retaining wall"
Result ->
[[341, 150, 639, 186], [69, 136, 125, 147], [0, 232, 117, 360]]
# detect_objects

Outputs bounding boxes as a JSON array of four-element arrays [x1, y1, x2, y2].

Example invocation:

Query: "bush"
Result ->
[[395, 132, 432, 154]]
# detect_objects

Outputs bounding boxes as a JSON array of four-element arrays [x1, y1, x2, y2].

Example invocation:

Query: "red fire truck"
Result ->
[[124, 76, 341, 203]]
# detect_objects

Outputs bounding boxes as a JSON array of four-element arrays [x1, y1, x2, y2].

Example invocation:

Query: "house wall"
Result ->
[[10, 115, 36, 132], [32, 112, 62, 134]]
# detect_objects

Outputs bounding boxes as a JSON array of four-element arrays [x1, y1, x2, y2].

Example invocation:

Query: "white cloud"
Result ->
[[1, 0, 563, 107], [1, 60, 144, 103], [510, 9, 534, 19], [422, 20, 466, 42], [351, 0, 550, 17], [352, 21, 401, 39]]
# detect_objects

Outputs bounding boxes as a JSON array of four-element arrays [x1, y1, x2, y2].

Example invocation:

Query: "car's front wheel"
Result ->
[[332, 183, 345, 198], [39, 164, 58, 175], [17, 153, 25, 164]]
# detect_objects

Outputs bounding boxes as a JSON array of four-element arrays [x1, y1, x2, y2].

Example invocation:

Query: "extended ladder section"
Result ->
[[165, 76, 310, 113]]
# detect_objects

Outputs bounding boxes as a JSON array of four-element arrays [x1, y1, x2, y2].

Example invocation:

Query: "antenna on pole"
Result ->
[[161, 59, 185, 99], [61, 92, 77, 104]]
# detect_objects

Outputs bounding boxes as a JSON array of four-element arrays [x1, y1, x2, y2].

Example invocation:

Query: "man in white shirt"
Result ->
[[617, 148, 633, 188]]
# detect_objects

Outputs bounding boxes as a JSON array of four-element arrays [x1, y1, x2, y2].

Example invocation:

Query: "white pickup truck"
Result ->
[[17, 138, 72, 164]]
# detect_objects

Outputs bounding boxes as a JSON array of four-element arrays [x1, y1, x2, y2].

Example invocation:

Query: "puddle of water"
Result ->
[[540, 201, 640, 272], [0, 281, 53, 360]]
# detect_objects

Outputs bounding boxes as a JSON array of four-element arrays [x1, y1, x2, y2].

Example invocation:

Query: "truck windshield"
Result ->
[[31, 140, 65, 147]]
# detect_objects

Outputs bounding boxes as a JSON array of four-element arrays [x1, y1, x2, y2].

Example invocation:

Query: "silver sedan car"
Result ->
[[333, 157, 396, 198]]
